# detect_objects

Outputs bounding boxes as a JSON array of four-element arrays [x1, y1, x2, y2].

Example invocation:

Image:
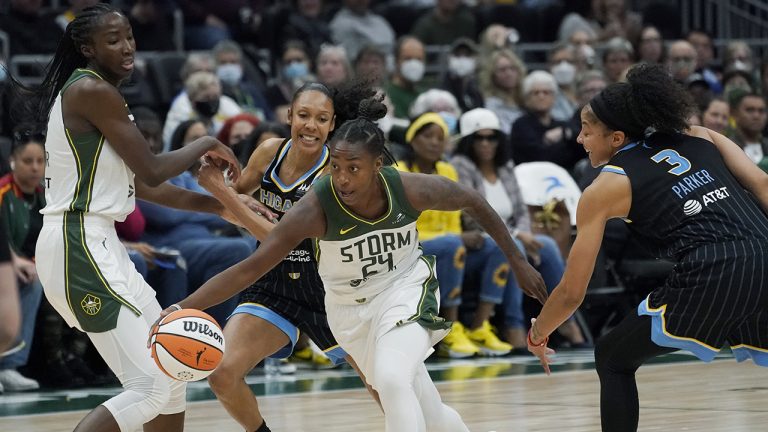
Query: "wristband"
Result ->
[[527, 327, 548, 347]]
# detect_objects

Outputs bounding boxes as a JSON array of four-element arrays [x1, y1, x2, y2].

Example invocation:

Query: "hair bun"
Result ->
[[357, 93, 387, 122]]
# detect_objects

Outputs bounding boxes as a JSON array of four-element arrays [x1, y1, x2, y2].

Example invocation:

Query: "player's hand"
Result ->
[[198, 159, 228, 193], [528, 318, 555, 375], [11, 253, 37, 284], [147, 305, 181, 349], [510, 260, 548, 305], [204, 141, 241, 183], [236, 194, 278, 223]]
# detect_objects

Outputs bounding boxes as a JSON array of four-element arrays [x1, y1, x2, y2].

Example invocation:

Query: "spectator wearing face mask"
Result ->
[[213, 40, 274, 122], [666, 40, 699, 86], [441, 37, 484, 113], [216, 113, 261, 158], [385, 36, 428, 120], [265, 40, 316, 123], [548, 43, 579, 122], [162, 71, 242, 151]]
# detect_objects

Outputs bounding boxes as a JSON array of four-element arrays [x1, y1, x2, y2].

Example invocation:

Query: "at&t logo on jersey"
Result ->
[[683, 199, 702, 216], [682, 187, 730, 216]]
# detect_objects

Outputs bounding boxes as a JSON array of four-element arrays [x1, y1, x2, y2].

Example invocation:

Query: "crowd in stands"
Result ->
[[2, 0, 768, 392]]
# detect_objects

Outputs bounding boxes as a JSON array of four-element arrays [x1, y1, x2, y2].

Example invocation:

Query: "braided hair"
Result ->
[[8, 3, 121, 124], [328, 91, 394, 164]]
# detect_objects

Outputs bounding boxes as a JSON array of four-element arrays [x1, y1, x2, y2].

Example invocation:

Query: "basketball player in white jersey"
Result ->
[[158, 95, 548, 431], [11, 5, 257, 432]]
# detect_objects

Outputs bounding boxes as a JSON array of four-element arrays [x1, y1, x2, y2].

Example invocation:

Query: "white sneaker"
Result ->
[[0, 369, 40, 391]]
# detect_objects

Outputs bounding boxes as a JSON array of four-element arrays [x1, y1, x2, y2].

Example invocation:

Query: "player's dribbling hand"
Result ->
[[527, 318, 556, 375], [204, 141, 241, 182], [147, 305, 181, 349], [510, 260, 548, 305]]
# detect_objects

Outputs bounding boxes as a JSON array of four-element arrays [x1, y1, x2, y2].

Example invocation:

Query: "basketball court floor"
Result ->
[[1, 350, 765, 431]]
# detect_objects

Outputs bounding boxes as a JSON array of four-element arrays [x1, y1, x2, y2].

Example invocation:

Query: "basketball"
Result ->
[[149, 309, 225, 382]]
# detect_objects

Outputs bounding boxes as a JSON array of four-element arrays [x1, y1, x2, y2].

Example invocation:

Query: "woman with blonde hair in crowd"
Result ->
[[479, 48, 527, 134]]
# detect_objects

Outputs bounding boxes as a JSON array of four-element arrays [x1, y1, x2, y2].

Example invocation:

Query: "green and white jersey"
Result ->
[[41, 69, 135, 221], [314, 166, 422, 304]]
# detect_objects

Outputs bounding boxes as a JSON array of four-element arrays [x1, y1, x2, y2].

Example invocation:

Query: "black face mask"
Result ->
[[194, 99, 220, 118]]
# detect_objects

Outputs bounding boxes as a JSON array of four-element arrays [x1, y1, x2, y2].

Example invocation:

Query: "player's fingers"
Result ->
[[542, 358, 551, 375]]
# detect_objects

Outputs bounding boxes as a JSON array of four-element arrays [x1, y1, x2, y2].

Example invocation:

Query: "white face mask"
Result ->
[[551, 60, 576, 85], [448, 56, 476, 78], [732, 60, 752, 71], [400, 59, 425, 83], [217, 63, 243, 85]]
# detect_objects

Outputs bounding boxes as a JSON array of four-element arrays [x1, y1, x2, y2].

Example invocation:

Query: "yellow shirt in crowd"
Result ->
[[395, 160, 462, 241]]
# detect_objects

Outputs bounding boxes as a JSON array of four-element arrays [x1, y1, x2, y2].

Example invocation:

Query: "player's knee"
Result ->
[[373, 364, 411, 398], [207, 364, 240, 396], [127, 373, 172, 414], [594, 336, 612, 375]]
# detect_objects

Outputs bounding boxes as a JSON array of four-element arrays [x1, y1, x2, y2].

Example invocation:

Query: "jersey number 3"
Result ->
[[651, 149, 691, 176]]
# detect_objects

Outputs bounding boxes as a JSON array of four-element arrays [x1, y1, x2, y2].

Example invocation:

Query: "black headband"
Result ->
[[589, 90, 625, 132]]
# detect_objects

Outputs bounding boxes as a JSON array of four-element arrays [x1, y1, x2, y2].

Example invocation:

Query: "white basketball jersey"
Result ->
[[41, 69, 135, 222]]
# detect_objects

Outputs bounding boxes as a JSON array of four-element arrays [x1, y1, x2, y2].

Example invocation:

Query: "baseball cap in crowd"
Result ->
[[459, 108, 502, 138], [450, 37, 479, 55]]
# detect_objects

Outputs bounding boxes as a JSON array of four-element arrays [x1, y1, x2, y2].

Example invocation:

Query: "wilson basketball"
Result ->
[[150, 309, 225, 382]]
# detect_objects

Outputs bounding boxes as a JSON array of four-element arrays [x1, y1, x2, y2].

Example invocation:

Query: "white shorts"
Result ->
[[325, 256, 450, 385], [36, 213, 156, 332]]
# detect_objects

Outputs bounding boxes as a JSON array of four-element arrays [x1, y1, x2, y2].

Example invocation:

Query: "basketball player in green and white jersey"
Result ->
[[161, 94, 548, 432], [10, 4, 267, 432]]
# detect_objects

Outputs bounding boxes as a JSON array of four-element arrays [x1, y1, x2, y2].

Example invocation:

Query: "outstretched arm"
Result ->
[[172, 190, 327, 312], [135, 177, 276, 230], [527, 172, 631, 372], [197, 162, 276, 241], [68, 79, 240, 186], [688, 125, 768, 213], [401, 172, 548, 304]]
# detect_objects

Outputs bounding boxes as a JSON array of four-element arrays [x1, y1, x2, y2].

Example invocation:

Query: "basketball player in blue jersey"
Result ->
[[159, 94, 548, 432], [197, 81, 381, 432], [526, 63, 768, 431], [8, 5, 259, 432]]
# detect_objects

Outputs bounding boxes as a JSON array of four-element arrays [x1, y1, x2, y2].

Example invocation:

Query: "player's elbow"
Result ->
[[136, 167, 165, 188], [560, 284, 586, 309]]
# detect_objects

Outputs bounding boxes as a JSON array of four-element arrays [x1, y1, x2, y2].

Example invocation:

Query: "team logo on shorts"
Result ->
[[81, 294, 102, 315], [288, 272, 301, 280], [683, 199, 702, 216]]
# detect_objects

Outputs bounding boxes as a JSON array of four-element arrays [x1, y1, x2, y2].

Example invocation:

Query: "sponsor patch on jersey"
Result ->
[[683, 199, 702, 216]]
